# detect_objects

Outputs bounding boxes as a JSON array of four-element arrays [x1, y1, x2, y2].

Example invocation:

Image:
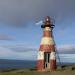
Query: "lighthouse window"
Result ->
[[46, 63, 47, 68], [48, 53, 50, 62], [44, 52, 50, 68], [44, 52, 50, 63]]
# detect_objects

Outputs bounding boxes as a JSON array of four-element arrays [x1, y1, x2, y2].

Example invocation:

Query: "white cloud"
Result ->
[[0, 44, 75, 61], [58, 44, 75, 50], [0, 46, 37, 60], [35, 20, 43, 26], [57, 44, 75, 54], [57, 54, 75, 63]]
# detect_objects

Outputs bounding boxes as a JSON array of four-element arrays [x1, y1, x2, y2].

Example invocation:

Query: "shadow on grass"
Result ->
[[29, 67, 37, 71], [0, 68, 17, 72], [57, 65, 75, 71]]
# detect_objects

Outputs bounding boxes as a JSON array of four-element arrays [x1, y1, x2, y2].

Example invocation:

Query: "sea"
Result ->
[[0, 59, 75, 71], [0, 59, 37, 71]]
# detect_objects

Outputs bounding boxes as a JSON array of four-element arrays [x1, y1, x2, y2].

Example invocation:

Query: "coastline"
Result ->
[[0, 64, 75, 75], [0, 59, 75, 75]]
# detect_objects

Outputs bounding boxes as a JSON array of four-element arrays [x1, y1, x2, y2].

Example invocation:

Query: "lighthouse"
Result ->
[[37, 16, 57, 71]]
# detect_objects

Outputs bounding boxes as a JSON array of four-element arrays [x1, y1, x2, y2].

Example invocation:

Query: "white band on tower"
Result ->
[[50, 52, 56, 60], [37, 51, 44, 60], [41, 37, 54, 45], [44, 27, 52, 31]]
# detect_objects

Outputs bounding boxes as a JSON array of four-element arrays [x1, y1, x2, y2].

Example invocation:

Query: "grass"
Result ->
[[0, 65, 75, 75]]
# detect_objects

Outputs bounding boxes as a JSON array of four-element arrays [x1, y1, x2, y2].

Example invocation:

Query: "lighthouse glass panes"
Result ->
[[37, 16, 56, 71]]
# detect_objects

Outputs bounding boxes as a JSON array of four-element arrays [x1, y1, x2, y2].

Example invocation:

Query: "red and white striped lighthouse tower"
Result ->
[[37, 16, 57, 71]]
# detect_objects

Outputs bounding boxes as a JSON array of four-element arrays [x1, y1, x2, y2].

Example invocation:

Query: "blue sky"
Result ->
[[0, 0, 75, 62]]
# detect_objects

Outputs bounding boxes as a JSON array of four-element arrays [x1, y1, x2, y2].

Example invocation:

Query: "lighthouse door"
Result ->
[[44, 52, 50, 69]]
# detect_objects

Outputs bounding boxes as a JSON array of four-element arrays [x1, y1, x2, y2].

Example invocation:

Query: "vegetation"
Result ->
[[0, 65, 75, 75]]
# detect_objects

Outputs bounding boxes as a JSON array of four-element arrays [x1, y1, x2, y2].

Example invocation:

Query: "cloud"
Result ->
[[0, 33, 13, 40], [0, 44, 75, 61], [57, 44, 75, 54], [0, 45, 37, 60], [57, 54, 75, 63], [3, 45, 37, 52], [35, 20, 43, 26], [0, 0, 75, 27]]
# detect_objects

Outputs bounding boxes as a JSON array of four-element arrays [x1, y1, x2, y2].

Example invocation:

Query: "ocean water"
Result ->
[[0, 59, 37, 70], [0, 59, 75, 70]]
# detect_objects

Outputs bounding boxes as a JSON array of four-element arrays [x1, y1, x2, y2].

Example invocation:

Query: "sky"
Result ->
[[0, 0, 75, 62]]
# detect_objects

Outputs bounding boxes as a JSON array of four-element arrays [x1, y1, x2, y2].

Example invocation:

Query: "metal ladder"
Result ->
[[55, 45, 62, 67]]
